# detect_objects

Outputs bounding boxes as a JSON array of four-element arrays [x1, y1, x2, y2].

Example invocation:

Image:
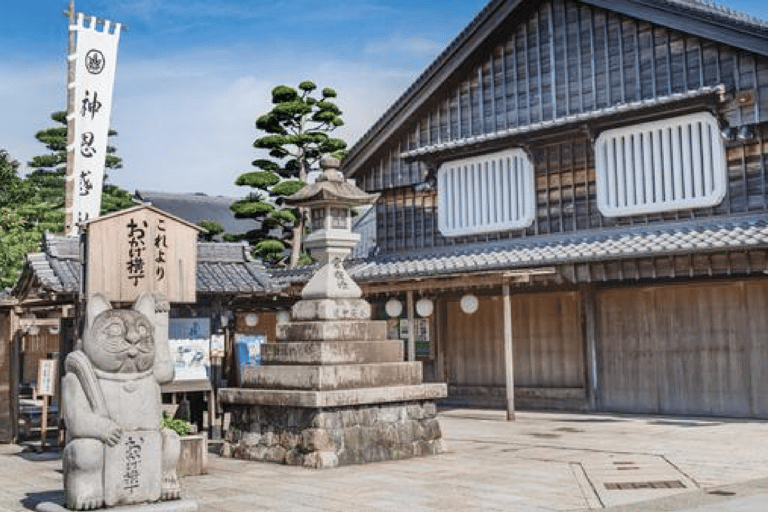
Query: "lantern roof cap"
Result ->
[[284, 157, 379, 207]]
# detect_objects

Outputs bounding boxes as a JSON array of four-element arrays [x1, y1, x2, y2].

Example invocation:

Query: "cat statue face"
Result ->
[[82, 293, 156, 374]]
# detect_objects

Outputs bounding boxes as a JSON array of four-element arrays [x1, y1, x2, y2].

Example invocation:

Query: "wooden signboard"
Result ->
[[86, 205, 201, 303], [36, 359, 57, 397]]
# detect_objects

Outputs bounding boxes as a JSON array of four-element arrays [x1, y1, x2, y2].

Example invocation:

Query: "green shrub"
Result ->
[[162, 412, 191, 436]]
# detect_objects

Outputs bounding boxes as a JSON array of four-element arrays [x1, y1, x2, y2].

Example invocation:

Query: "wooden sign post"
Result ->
[[36, 359, 57, 451], [85, 204, 201, 304]]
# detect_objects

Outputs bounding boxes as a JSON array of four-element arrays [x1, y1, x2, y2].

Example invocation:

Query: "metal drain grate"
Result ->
[[604, 480, 686, 490]]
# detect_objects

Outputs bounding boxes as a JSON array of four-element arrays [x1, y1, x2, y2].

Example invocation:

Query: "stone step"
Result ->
[[219, 383, 448, 408], [261, 340, 404, 365], [239, 362, 423, 391], [277, 320, 388, 342]]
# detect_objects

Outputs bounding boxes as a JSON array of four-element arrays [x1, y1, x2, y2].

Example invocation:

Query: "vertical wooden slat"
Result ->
[[523, 18, 531, 125], [650, 27, 658, 98], [478, 67, 484, 135], [603, 11, 611, 106], [502, 40, 510, 129], [633, 20, 641, 101], [589, 6, 597, 110], [576, 4, 585, 113], [548, 1, 557, 119], [536, 9, 544, 123], [618, 15, 626, 104], [665, 27, 672, 95], [562, 0, 571, 116]]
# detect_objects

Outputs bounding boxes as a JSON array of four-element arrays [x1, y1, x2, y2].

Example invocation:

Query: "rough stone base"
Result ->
[[222, 400, 445, 468]]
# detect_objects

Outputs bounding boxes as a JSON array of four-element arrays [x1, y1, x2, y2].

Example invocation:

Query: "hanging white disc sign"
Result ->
[[385, 299, 403, 318], [459, 294, 479, 314], [416, 298, 434, 317]]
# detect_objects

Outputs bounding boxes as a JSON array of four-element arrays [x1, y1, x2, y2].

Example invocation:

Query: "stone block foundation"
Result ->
[[222, 401, 445, 468]]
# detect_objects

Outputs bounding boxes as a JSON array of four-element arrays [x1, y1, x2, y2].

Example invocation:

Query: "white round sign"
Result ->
[[276, 310, 291, 324], [244, 313, 259, 326], [385, 299, 403, 318], [416, 298, 434, 317], [459, 294, 479, 314]]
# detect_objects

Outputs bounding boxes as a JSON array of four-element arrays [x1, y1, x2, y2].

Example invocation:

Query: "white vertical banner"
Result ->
[[67, 13, 121, 236]]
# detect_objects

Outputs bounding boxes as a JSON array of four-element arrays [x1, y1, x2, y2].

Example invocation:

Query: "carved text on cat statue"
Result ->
[[62, 292, 180, 510]]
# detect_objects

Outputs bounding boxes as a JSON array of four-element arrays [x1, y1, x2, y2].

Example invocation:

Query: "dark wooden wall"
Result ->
[[372, 129, 768, 252], [597, 278, 768, 417], [442, 291, 584, 391], [358, 0, 768, 253]]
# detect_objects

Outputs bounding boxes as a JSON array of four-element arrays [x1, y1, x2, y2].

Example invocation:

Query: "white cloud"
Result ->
[[364, 36, 444, 59], [103, 48, 421, 198]]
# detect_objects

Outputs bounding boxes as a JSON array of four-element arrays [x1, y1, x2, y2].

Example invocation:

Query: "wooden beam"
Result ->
[[406, 290, 416, 362], [361, 267, 557, 295], [502, 283, 515, 421]]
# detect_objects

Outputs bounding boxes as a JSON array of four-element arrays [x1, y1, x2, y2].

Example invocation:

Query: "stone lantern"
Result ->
[[218, 156, 447, 469], [283, 156, 379, 300]]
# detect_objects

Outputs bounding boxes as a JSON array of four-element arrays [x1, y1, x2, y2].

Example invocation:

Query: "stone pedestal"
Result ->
[[219, 299, 447, 468], [220, 156, 446, 468]]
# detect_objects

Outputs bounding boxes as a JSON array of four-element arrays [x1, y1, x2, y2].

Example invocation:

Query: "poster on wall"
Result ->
[[168, 318, 211, 381], [234, 333, 265, 385]]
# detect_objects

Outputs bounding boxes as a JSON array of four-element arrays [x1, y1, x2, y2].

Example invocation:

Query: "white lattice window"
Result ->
[[595, 112, 727, 217], [438, 148, 535, 237]]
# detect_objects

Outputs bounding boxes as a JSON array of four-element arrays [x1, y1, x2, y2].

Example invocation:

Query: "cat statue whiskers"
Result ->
[[62, 292, 181, 510]]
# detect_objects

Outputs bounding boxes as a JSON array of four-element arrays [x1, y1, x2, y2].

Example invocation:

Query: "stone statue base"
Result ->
[[35, 499, 198, 512], [219, 291, 447, 468]]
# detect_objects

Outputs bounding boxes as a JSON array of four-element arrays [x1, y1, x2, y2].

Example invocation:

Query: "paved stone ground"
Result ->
[[3, 408, 768, 511]]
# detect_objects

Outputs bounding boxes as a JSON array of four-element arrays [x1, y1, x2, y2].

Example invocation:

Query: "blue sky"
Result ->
[[2, 0, 768, 198]]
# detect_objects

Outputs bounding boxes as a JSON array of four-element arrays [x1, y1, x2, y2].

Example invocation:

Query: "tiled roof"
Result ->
[[667, 0, 768, 30], [134, 190, 259, 239], [270, 215, 768, 285], [23, 234, 280, 296]]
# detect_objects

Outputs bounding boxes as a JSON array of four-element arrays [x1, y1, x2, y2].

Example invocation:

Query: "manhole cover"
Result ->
[[604, 480, 686, 490]]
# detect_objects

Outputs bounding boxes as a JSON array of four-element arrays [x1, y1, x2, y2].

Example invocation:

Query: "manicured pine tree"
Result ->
[[230, 81, 346, 265]]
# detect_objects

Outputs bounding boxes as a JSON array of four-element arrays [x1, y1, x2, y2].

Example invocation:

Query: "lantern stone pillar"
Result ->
[[219, 157, 447, 468]]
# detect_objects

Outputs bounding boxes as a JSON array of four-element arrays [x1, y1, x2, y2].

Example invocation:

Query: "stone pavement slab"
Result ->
[[2, 409, 768, 511]]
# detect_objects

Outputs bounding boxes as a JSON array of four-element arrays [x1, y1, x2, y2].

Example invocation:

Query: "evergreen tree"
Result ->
[[0, 112, 133, 289], [0, 150, 39, 289], [26, 110, 132, 232], [230, 81, 346, 265], [197, 220, 224, 242]]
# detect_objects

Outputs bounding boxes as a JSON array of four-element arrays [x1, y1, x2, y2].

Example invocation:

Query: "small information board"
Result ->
[[36, 359, 57, 397]]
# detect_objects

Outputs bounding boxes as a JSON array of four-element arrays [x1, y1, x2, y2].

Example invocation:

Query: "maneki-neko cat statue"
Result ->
[[62, 292, 181, 510]]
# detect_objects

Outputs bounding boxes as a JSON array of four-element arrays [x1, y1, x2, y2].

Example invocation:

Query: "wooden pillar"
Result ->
[[435, 298, 445, 382], [581, 285, 599, 410], [502, 284, 515, 421], [406, 290, 416, 362]]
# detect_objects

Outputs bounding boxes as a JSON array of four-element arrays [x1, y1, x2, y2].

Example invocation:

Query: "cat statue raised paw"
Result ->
[[62, 292, 181, 510]]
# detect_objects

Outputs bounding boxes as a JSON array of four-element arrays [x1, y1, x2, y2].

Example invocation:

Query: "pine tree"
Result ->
[[0, 150, 39, 289], [26, 110, 132, 232], [230, 81, 346, 265]]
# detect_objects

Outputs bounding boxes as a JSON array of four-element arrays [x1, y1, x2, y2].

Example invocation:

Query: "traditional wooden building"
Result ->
[[328, 0, 768, 417], [2, 232, 284, 442]]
